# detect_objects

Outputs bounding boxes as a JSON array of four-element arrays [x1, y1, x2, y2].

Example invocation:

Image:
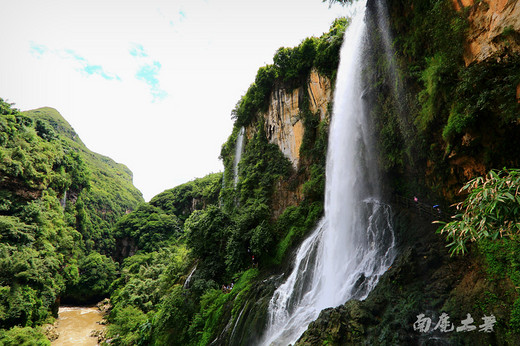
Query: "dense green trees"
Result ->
[[107, 244, 192, 345], [0, 100, 143, 341], [0, 103, 90, 329], [105, 175, 227, 345], [114, 204, 182, 253], [149, 172, 222, 223], [185, 206, 231, 281], [0, 326, 50, 346], [64, 252, 119, 303]]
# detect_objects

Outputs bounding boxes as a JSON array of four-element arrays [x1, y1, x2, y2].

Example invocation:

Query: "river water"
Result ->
[[52, 306, 104, 346]]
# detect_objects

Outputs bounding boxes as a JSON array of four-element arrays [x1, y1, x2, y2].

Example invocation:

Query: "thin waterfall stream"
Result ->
[[233, 127, 245, 187], [261, 1, 396, 344]]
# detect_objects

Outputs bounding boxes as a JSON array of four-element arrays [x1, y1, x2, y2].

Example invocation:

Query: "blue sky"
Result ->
[[0, 0, 348, 200]]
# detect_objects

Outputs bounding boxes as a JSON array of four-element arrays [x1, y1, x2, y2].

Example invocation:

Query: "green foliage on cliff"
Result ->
[[105, 172, 228, 345], [185, 206, 231, 282], [112, 173, 222, 259], [186, 268, 259, 346], [271, 201, 324, 266], [220, 121, 293, 273], [369, 0, 468, 193], [150, 172, 222, 224], [236, 124, 292, 205], [438, 168, 520, 255], [107, 245, 192, 345], [65, 252, 119, 304], [0, 101, 83, 328], [367, 0, 520, 202], [233, 17, 349, 127], [442, 54, 520, 142]]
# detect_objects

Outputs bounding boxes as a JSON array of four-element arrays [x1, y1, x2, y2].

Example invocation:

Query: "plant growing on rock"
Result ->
[[438, 168, 520, 255]]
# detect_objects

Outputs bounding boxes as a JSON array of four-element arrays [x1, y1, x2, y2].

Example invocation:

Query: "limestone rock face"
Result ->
[[243, 69, 331, 217], [455, 0, 520, 65], [258, 69, 332, 168], [264, 84, 304, 168], [307, 69, 332, 120]]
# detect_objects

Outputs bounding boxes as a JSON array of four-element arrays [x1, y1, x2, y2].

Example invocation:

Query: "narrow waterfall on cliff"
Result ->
[[261, 1, 396, 344], [233, 127, 245, 187]]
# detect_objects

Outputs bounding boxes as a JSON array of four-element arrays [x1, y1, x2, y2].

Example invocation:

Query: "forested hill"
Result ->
[[22, 107, 144, 254], [0, 100, 142, 342]]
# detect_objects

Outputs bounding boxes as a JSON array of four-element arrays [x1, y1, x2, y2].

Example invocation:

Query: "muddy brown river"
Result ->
[[52, 306, 104, 346]]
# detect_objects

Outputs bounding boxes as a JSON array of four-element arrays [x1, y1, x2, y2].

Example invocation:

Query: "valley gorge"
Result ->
[[1, 0, 520, 345]]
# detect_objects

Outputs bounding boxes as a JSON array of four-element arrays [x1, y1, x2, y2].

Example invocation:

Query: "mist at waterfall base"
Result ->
[[261, 1, 396, 345]]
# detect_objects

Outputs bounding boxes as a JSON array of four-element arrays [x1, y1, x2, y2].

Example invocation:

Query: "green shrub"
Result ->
[[152, 285, 196, 345], [0, 326, 50, 346], [114, 204, 182, 253], [437, 168, 520, 255], [107, 305, 149, 346], [443, 54, 520, 142]]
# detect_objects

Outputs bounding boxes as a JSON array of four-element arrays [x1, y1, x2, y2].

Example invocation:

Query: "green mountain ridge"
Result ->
[[23, 107, 136, 186]]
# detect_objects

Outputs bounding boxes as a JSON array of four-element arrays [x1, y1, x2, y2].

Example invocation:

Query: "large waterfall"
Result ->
[[261, 1, 396, 344]]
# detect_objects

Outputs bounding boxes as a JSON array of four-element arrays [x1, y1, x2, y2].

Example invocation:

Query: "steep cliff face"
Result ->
[[454, 0, 520, 65], [240, 69, 332, 218], [442, 0, 520, 197], [247, 69, 332, 169]]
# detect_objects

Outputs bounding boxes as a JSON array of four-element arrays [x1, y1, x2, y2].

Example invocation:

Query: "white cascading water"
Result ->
[[183, 264, 197, 289], [261, 1, 396, 344], [233, 127, 245, 187]]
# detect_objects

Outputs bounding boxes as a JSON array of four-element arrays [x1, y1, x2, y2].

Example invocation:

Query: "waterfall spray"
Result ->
[[261, 1, 396, 344], [372, 0, 407, 118]]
